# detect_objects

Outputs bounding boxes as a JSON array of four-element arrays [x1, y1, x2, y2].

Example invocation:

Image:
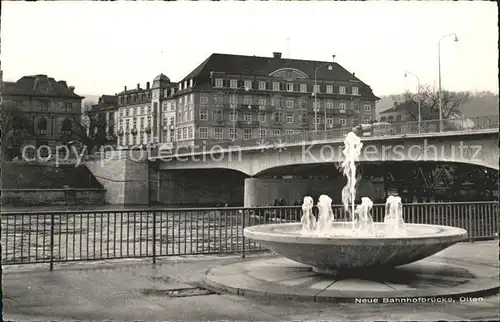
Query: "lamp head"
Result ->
[[454, 34, 459, 42]]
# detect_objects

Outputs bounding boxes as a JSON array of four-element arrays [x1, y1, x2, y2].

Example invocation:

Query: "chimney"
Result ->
[[137, 83, 140, 90], [146, 82, 150, 89], [124, 86, 127, 92], [68, 86, 75, 93], [273, 52, 282, 59], [352, 72, 355, 77]]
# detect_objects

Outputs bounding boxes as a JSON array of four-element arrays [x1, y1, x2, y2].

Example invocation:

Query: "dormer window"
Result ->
[[286, 83, 294, 92], [313, 84, 320, 93], [339, 86, 346, 94], [215, 79, 223, 88], [272, 82, 280, 91], [230, 79, 237, 89], [326, 85, 333, 94], [258, 81, 266, 90], [178, 83, 182, 91], [189, 79, 193, 87], [184, 81, 188, 89], [244, 80, 252, 89], [300, 84, 307, 93], [352, 87, 359, 95]]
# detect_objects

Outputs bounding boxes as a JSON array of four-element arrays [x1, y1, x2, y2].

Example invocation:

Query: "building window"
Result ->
[[300, 84, 307, 93], [188, 126, 194, 139], [258, 113, 266, 122], [313, 101, 320, 110], [182, 127, 188, 139], [313, 84, 320, 93], [258, 98, 266, 108], [177, 128, 182, 140], [326, 117, 333, 126], [273, 82, 280, 91], [229, 128, 237, 140], [286, 83, 294, 92], [244, 96, 252, 105], [199, 109, 208, 120], [299, 98, 307, 108], [200, 94, 208, 105], [259, 128, 267, 138], [286, 100, 294, 109], [214, 128, 223, 140], [214, 94, 223, 105], [326, 85, 333, 94], [339, 86, 346, 94], [339, 101, 346, 110], [230, 79, 238, 89], [258, 81, 266, 90], [229, 95, 237, 107], [244, 80, 252, 90], [326, 100, 334, 109], [364, 104, 371, 112], [285, 129, 294, 135], [243, 113, 252, 122], [352, 87, 359, 95], [272, 129, 281, 137], [243, 128, 252, 140], [286, 114, 294, 123], [213, 109, 223, 121], [272, 112, 281, 122], [364, 116, 372, 124], [340, 118, 346, 126], [229, 111, 237, 122]]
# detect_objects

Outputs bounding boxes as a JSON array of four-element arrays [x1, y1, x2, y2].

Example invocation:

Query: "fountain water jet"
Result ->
[[341, 132, 363, 231]]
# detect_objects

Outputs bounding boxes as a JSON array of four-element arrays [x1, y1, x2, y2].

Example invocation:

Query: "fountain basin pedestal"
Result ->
[[244, 222, 468, 274]]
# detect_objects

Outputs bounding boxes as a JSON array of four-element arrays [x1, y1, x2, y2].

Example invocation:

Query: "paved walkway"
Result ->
[[2, 241, 499, 321]]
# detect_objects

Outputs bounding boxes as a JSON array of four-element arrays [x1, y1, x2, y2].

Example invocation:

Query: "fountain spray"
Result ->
[[341, 132, 363, 230]]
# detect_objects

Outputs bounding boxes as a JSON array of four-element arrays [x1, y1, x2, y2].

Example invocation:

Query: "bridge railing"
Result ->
[[149, 115, 498, 157], [1, 201, 497, 269]]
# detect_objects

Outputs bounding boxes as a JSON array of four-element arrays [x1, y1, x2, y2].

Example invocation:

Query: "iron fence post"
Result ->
[[242, 210, 246, 258], [49, 213, 55, 270], [468, 205, 473, 243], [152, 211, 157, 264]]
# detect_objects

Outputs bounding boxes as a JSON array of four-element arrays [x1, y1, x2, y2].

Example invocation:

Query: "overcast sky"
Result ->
[[2, 1, 498, 97]]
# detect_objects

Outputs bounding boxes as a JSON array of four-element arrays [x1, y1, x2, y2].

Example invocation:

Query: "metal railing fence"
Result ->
[[1, 201, 498, 269]]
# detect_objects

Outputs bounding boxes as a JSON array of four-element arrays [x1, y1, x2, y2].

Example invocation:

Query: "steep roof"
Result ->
[[2, 75, 84, 99], [181, 53, 378, 99]]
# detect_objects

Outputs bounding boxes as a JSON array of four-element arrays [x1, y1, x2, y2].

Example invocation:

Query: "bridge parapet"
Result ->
[[149, 115, 498, 158]]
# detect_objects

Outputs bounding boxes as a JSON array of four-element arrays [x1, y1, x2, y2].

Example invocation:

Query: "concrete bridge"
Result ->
[[154, 129, 499, 175], [88, 117, 498, 206]]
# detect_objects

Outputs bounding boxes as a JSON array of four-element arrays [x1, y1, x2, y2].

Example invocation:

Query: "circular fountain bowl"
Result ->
[[244, 222, 467, 274]]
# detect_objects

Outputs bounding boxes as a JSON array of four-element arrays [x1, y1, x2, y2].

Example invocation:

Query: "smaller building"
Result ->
[[89, 94, 118, 147], [379, 99, 436, 123], [1, 74, 84, 153]]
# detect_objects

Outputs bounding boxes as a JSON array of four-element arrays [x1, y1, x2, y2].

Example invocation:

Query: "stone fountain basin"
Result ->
[[244, 222, 468, 274]]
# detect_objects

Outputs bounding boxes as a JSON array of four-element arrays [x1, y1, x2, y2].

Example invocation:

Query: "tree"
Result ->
[[391, 85, 472, 121], [63, 101, 116, 155], [0, 101, 35, 162]]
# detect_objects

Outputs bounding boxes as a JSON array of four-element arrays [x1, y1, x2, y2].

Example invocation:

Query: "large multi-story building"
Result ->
[[173, 52, 378, 147], [2, 74, 84, 149], [113, 53, 378, 149], [115, 75, 178, 148]]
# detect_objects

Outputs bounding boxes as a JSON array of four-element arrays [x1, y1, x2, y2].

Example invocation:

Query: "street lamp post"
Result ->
[[404, 71, 421, 133], [438, 33, 459, 131], [231, 85, 250, 141], [313, 57, 334, 132]]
